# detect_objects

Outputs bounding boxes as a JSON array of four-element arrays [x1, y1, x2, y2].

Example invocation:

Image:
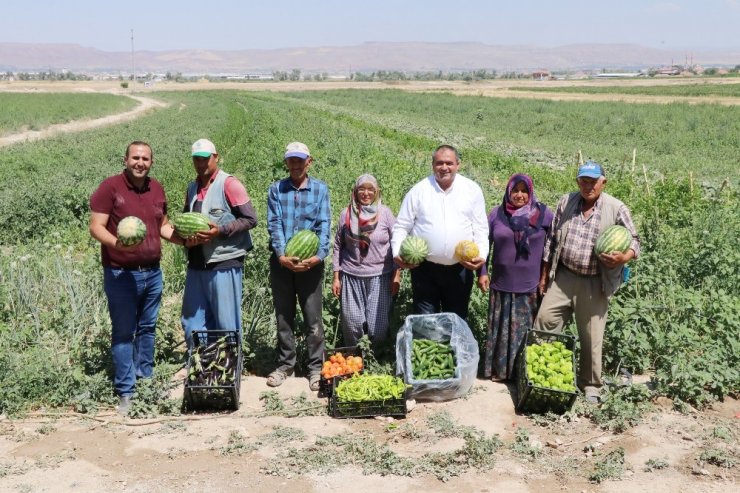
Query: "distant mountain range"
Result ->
[[0, 42, 738, 74]]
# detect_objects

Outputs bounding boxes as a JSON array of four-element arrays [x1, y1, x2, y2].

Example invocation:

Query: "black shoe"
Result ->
[[117, 396, 132, 415]]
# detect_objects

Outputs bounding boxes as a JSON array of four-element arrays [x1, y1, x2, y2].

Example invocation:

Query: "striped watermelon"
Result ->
[[174, 212, 210, 238], [594, 225, 631, 255], [117, 216, 146, 246], [285, 230, 319, 260], [399, 236, 428, 265]]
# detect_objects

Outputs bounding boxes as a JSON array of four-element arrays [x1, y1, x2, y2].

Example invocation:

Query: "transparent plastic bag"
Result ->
[[396, 312, 480, 401]]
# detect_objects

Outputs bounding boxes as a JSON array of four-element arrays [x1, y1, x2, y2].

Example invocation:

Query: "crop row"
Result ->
[[514, 83, 740, 98]]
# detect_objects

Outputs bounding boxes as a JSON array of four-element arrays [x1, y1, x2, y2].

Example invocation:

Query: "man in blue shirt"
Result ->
[[266, 142, 331, 391]]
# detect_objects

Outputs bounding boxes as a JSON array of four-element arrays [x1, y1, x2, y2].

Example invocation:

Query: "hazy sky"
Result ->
[[3, 0, 739, 52]]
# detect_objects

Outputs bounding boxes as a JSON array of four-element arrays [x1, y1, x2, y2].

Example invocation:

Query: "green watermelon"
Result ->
[[285, 230, 319, 260], [399, 236, 428, 265], [174, 212, 210, 238], [117, 216, 146, 246], [594, 225, 631, 255]]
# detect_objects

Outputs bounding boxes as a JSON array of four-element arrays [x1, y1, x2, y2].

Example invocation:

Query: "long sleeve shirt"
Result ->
[[267, 176, 331, 259], [483, 205, 554, 293], [332, 205, 397, 277], [544, 193, 640, 276], [391, 174, 489, 266]]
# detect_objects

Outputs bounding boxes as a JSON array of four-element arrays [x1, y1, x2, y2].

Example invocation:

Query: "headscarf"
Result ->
[[344, 174, 381, 256], [499, 173, 545, 256]]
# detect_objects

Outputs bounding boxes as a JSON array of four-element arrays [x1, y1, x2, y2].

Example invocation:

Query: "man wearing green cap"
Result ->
[[179, 139, 258, 349], [535, 161, 639, 404]]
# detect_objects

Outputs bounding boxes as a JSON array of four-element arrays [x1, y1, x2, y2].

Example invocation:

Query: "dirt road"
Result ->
[[0, 95, 167, 148]]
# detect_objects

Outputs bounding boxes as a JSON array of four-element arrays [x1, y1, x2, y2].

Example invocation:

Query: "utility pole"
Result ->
[[130, 29, 135, 92]]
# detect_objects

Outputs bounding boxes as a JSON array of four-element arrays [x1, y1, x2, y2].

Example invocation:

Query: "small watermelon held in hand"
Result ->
[[399, 236, 429, 265], [285, 230, 319, 260], [594, 225, 631, 255], [454, 240, 479, 262], [117, 216, 146, 246], [174, 212, 210, 239]]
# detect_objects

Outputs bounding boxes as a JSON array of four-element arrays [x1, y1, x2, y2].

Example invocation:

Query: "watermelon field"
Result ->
[[0, 84, 738, 489], [0, 92, 137, 135]]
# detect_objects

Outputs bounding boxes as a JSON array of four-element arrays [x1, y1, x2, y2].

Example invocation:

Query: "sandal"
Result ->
[[266, 368, 293, 387], [308, 372, 321, 392]]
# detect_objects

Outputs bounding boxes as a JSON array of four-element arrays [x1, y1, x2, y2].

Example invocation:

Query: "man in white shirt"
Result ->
[[392, 145, 488, 320]]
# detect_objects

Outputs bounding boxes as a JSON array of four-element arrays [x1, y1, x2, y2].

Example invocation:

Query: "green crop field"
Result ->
[[0, 89, 737, 417], [515, 83, 740, 98], [0, 93, 138, 136]]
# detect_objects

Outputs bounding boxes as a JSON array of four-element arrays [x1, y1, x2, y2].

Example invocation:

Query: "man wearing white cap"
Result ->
[[179, 139, 258, 348], [535, 161, 640, 403], [266, 142, 331, 391]]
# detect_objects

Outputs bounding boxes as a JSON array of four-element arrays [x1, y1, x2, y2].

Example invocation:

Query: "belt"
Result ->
[[116, 264, 160, 272], [559, 262, 597, 278]]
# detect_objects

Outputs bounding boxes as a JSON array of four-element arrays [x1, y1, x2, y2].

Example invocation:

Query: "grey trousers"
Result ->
[[269, 254, 325, 373], [534, 265, 609, 389]]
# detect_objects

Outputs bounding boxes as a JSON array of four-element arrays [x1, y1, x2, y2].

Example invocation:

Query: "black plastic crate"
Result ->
[[516, 330, 578, 414], [329, 375, 408, 419], [184, 330, 242, 411], [318, 345, 364, 398]]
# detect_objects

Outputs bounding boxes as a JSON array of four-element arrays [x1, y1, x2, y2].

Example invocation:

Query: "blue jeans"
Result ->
[[181, 267, 243, 348], [104, 267, 163, 397]]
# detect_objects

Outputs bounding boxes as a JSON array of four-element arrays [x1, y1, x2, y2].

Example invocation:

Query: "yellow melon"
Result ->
[[455, 240, 480, 262]]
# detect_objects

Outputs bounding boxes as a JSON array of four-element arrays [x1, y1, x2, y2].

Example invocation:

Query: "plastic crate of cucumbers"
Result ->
[[516, 330, 578, 414]]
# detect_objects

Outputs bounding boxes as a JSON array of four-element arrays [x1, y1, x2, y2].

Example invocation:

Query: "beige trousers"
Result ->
[[534, 265, 609, 388]]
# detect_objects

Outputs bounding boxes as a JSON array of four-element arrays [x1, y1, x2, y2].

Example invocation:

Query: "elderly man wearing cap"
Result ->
[[535, 161, 639, 403], [266, 142, 331, 391], [179, 138, 258, 348]]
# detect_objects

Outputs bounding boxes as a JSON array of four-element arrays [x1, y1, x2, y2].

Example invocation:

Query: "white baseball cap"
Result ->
[[192, 139, 217, 157]]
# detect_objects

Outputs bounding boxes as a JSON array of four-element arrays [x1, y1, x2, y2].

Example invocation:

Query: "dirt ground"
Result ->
[[0, 375, 737, 493]]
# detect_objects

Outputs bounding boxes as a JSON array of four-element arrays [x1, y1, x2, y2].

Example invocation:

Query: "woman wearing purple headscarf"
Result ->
[[478, 174, 554, 381], [332, 174, 401, 347]]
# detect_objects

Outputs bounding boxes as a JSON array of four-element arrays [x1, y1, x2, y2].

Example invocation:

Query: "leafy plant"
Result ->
[[698, 448, 736, 468], [644, 457, 669, 472], [589, 384, 654, 432], [509, 427, 543, 460], [588, 447, 627, 483]]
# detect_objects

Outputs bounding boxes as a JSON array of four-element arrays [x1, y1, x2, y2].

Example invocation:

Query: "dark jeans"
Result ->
[[269, 254, 325, 373], [103, 267, 163, 397], [410, 261, 474, 320]]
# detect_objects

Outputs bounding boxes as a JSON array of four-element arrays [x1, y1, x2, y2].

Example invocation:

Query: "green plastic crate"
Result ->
[[516, 330, 578, 414]]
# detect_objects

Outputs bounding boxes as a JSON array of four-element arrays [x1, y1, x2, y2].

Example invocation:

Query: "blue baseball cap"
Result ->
[[577, 161, 605, 179], [284, 142, 310, 160]]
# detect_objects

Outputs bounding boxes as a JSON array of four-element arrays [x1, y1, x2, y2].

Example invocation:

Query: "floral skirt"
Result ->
[[483, 289, 539, 380]]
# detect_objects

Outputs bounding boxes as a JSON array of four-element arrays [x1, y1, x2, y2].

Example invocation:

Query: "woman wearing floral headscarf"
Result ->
[[332, 174, 401, 346], [478, 174, 554, 381]]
